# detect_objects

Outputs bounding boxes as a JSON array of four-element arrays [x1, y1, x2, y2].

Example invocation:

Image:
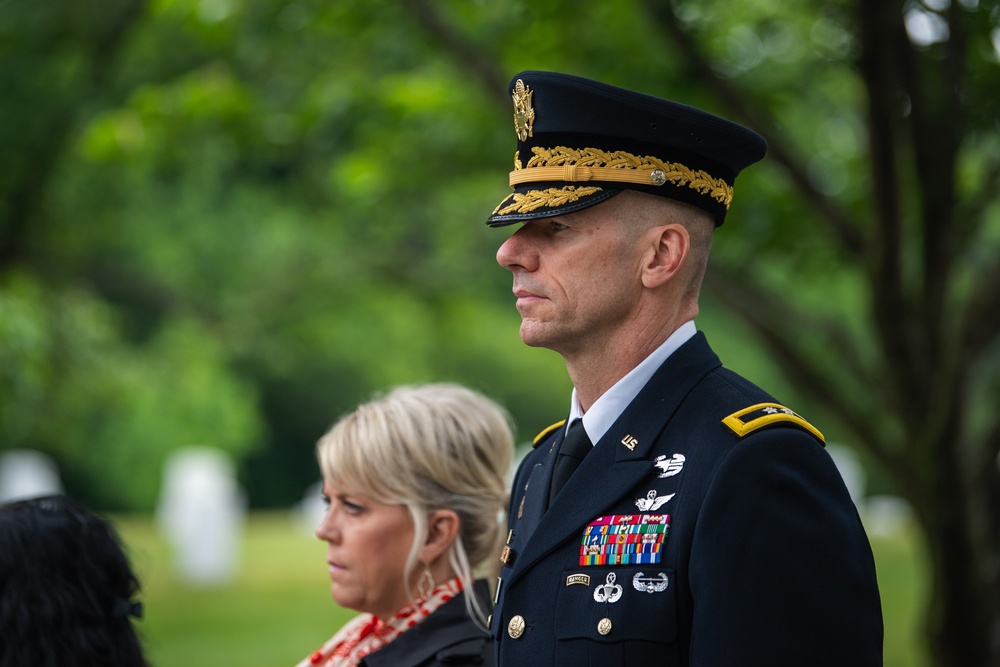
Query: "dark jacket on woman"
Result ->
[[361, 582, 493, 667]]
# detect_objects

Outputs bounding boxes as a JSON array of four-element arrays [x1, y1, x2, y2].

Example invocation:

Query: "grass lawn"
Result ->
[[870, 521, 931, 667], [116, 512, 351, 667], [114, 511, 929, 667]]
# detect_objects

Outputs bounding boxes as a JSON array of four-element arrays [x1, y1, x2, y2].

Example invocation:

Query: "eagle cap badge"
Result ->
[[512, 79, 535, 142]]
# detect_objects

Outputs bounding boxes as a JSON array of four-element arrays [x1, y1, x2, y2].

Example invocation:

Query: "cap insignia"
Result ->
[[512, 79, 535, 142]]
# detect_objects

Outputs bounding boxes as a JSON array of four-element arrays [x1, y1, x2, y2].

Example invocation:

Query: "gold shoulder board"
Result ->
[[722, 403, 824, 443], [532, 420, 566, 448]]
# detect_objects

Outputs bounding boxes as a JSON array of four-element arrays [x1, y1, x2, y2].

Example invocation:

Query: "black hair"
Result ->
[[0, 494, 149, 667]]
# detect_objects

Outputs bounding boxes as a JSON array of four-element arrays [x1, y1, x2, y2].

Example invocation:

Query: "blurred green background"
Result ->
[[3, 0, 999, 665]]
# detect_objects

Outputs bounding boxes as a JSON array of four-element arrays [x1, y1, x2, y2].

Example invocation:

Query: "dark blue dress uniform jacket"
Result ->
[[489, 333, 883, 666]]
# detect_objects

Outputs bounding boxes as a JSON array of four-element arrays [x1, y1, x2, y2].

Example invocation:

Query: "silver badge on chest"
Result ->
[[593, 572, 623, 603]]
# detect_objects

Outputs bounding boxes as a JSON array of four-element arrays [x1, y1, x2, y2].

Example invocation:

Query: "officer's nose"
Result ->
[[496, 226, 538, 273]]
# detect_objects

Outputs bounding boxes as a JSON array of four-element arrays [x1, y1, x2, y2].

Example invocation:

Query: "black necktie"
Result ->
[[549, 419, 592, 504]]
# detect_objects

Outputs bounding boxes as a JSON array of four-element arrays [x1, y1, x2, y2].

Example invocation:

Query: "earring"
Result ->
[[417, 564, 435, 599]]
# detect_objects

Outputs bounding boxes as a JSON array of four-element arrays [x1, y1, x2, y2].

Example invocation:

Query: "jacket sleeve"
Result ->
[[687, 426, 883, 666]]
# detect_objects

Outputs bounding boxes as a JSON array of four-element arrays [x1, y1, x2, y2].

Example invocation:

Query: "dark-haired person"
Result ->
[[486, 71, 883, 666], [0, 494, 148, 667]]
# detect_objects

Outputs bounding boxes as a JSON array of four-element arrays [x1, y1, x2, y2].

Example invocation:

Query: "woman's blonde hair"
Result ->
[[316, 383, 514, 625]]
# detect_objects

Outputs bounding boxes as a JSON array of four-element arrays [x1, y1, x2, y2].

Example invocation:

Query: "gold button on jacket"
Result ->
[[507, 614, 525, 639]]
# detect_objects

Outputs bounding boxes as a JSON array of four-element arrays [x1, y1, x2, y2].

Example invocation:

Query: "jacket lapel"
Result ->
[[506, 333, 721, 584], [516, 431, 560, 542]]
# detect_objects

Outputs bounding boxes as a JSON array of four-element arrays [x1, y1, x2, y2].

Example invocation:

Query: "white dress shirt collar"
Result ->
[[568, 321, 697, 444]]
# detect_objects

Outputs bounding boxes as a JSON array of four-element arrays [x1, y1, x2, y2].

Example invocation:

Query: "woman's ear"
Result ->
[[641, 223, 690, 289], [420, 509, 460, 564]]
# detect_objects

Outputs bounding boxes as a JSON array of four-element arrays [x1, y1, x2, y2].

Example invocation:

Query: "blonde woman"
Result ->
[[296, 383, 514, 667]]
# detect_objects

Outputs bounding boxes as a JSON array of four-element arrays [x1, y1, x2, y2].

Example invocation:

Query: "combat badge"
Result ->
[[632, 571, 669, 593], [512, 79, 535, 141], [653, 453, 685, 478]]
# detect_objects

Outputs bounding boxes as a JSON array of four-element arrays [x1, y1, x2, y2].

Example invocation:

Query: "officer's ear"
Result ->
[[420, 509, 460, 564], [641, 223, 690, 289]]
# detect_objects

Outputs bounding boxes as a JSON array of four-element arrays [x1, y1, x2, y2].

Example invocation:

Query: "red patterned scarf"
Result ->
[[297, 577, 464, 667]]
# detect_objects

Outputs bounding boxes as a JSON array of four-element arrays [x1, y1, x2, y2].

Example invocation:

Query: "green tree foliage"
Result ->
[[2, 1, 999, 663], [631, 2, 1000, 664], [0, 0, 571, 511]]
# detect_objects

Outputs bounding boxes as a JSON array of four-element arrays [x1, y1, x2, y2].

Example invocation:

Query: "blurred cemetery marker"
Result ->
[[828, 443, 912, 538], [0, 449, 62, 503], [156, 446, 246, 585], [294, 479, 326, 536]]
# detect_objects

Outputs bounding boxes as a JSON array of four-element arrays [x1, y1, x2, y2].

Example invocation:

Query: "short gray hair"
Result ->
[[614, 190, 715, 301]]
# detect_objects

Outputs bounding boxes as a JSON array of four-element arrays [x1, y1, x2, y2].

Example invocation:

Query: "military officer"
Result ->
[[486, 71, 883, 666]]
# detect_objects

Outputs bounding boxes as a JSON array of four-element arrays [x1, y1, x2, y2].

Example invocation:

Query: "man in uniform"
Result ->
[[486, 71, 883, 666]]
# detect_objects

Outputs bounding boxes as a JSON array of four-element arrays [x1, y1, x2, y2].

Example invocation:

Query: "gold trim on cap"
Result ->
[[492, 186, 603, 217], [509, 146, 733, 208], [510, 164, 668, 187]]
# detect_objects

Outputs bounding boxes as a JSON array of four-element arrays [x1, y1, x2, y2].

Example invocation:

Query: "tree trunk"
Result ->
[[913, 467, 994, 667]]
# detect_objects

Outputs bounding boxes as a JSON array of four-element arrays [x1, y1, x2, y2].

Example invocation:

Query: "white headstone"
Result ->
[[156, 447, 245, 585], [0, 450, 62, 503], [294, 479, 326, 535], [826, 443, 865, 505], [862, 495, 913, 538]]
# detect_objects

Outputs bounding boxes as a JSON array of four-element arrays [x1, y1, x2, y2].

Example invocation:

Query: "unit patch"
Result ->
[[579, 514, 670, 566]]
